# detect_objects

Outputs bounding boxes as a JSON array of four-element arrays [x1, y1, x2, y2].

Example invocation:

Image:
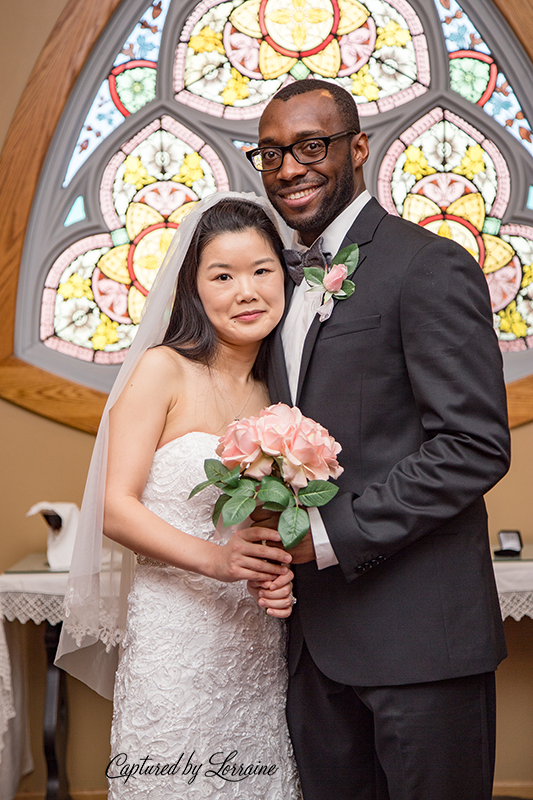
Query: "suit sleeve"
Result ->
[[320, 236, 511, 582]]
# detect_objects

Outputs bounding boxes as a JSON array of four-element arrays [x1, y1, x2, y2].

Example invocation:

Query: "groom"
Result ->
[[250, 79, 510, 799]]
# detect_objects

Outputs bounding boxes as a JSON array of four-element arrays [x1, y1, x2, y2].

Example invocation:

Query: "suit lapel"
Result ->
[[295, 198, 387, 406]]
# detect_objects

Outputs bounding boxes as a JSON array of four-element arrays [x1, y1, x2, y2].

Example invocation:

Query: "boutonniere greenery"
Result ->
[[303, 243, 359, 321]]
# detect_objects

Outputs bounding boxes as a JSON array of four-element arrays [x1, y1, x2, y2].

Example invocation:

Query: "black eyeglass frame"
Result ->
[[245, 129, 359, 172]]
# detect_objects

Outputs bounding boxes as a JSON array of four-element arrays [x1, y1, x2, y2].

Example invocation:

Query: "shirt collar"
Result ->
[[291, 189, 372, 255]]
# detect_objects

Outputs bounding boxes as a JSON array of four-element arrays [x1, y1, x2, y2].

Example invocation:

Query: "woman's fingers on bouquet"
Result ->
[[214, 526, 291, 583], [259, 581, 295, 618]]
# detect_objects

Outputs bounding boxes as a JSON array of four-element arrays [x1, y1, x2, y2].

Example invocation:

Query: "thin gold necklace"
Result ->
[[214, 370, 256, 420]]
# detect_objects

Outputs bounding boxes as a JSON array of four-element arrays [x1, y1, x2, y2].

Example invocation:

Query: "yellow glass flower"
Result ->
[[498, 301, 528, 338], [221, 68, 250, 105], [351, 64, 379, 102], [172, 152, 205, 187], [452, 144, 485, 180], [123, 156, 157, 191], [57, 273, 94, 302], [375, 20, 411, 49], [189, 26, 225, 55], [402, 145, 436, 181], [521, 263, 533, 288], [91, 313, 120, 350], [267, 0, 331, 50]]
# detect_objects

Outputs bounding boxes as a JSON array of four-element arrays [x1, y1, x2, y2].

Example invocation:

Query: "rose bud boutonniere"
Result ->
[[304, 242, 359, 321]]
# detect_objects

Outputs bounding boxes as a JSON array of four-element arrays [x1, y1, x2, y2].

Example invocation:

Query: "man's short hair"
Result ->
[[272, 79, 360, 133]]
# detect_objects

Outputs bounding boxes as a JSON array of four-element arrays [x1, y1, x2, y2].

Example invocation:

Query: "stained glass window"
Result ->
[[14, 0, 533, 394], [174, 0, 429, 117]]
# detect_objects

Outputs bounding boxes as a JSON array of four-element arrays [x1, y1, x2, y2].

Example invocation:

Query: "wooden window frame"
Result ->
[[1, 0, 532, 434]]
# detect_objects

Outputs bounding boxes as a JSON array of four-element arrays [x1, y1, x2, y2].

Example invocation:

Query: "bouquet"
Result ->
[[189, 403, 343, 549]]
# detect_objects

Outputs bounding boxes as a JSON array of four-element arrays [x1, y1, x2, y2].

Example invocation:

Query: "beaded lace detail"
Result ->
[[108, 432, 299, 799]]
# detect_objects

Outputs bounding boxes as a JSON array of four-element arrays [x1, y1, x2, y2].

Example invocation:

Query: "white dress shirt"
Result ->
[[281, 190, 371, 568]]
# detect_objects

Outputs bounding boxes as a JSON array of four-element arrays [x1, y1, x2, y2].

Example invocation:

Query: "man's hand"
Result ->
[[251, 505, 316, 563], [287, 531, 316, 564]]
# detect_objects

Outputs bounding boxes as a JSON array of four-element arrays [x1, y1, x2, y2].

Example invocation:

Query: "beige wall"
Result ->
[[1, 0, 533, 796]]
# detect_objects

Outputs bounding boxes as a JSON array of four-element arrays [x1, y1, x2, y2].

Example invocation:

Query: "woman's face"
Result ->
[[196, 228, 285, 348]]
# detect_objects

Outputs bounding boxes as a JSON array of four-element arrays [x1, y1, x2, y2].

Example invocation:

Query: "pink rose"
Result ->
[[216, 403, 343, 491], [323, 263, 347, 294], [216, 417, 261, 467], [255, 403, 302, 456]]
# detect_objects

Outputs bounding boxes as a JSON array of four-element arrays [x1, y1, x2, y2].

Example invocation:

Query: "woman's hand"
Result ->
[[247, 568, 295, 618], [209, 525, 292, 583]]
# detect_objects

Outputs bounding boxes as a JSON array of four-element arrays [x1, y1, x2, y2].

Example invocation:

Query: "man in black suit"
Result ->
[[250, 79, 510, 799]]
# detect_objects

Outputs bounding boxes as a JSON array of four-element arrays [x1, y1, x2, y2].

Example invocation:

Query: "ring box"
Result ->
[[493, 530, 523, 558]]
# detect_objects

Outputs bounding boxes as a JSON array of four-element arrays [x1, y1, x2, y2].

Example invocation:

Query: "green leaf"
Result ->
[[303, 266, 325, 286], [212, 494, 230, 527], [224, 479, 257, 498], [188, 478, 214, 499], [220, 465, 242, 489], [257, 479, 293, 508], [340, 279, 355, 298], [278, 507, 310, 549], [332, 243, 359, 277], [297, 480, 339, 507], [261, 502, 287, 512], [204, 459, 229, 482], [222, 494, 257, 527]]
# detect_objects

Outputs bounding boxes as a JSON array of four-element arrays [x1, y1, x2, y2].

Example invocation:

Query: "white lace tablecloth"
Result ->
[[493, 547, 533, 621], [0, 561, 68, 800]]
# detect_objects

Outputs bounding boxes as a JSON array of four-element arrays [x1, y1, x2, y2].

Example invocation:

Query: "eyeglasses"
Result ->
[[246, 130, 358, 172]]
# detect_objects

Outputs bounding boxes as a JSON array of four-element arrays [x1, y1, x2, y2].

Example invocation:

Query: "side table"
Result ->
[[493, 543, 533, 620], [0, 554, 72, 800]]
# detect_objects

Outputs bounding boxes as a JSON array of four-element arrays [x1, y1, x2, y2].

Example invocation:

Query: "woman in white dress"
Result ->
[[56, 194, 300, 799]]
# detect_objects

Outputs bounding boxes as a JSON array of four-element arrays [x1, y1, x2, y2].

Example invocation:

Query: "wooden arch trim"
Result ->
[[0, 0, 533, 434]]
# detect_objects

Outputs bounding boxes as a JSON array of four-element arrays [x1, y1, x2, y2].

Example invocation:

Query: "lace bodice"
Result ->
[[108, 432, 300, 799]]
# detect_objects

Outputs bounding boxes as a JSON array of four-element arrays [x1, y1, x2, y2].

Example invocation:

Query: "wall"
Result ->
[[1, 0, 533, 797]]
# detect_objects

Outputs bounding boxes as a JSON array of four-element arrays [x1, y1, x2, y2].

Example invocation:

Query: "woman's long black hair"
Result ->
[[160, 198, 287, 383]]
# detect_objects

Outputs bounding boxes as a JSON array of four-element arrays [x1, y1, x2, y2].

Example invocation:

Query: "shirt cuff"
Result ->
[[308, 506, 339, 569]]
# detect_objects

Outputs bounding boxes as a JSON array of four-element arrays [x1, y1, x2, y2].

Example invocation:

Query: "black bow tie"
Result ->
[[282, 237, 332, 285]]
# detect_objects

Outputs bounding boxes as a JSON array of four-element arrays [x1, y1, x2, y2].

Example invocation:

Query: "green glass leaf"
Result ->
[[303, 267, 325, 285], [188, 478, 214, 499], [332, 243, 359, 277], [222, 494, 257, 527], [278, 507, 310, 549], [297, 480, 339, 507], [204, 459, 229, 482], [212, 494, 229, 527]]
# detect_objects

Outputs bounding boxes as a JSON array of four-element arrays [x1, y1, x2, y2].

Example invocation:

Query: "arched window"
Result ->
[[2, 0, 533, 432]]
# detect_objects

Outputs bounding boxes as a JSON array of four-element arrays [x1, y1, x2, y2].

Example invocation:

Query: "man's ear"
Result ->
[[351, 132, 369, 170]]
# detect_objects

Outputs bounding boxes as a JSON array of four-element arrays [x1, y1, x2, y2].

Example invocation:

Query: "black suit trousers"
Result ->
[[287, 641, 496, 800]]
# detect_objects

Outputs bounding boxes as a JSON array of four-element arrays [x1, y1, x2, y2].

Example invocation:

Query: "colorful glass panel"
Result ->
[[174, 0, 430, 118], [434, 0, 533, 158], [63, 0, 172, 187], [43, 117, 229, 363], [378, 106, 533, 351]]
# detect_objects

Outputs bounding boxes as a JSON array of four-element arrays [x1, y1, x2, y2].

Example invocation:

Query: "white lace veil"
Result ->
[[55, 191, 289, 699]]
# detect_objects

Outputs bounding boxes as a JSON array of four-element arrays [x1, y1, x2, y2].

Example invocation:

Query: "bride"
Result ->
[[56, 194, 300, 799]]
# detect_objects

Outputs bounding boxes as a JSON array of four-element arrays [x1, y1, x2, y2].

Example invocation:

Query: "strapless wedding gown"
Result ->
[[108, 432, 300, 799]]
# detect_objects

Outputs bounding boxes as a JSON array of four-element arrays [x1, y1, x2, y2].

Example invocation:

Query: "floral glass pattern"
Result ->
[[434, 0, 533, 158], [174, 0, 430, 118], [378, 107, 533, 351], [63, 0, 173, 187], [42, 117, 229, 364]]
